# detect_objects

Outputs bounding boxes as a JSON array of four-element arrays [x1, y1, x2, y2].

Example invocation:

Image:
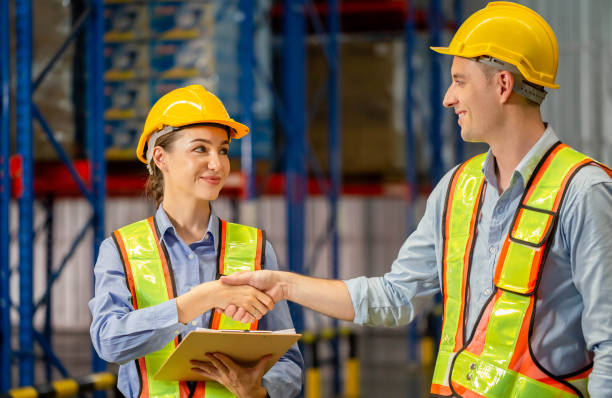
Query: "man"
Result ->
[[221, 2, 612, 397]]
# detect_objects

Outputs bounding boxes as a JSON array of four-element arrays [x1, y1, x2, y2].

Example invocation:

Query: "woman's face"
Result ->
[[156, 125, 231, 202]]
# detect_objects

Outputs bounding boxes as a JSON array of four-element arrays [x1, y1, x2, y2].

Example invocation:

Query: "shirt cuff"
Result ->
[[343, 277, 369, 325], [156, 298, 188, 334]]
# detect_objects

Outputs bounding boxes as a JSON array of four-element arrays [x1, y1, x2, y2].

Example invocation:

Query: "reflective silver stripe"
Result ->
[[475, 56, 547, 104]]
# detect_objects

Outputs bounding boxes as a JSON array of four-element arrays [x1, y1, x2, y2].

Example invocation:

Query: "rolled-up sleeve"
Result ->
[[345, 173, 450, 327], [88, 238, 188, 364], [260, 241, 304, 398], [564, 169, 612, 397]]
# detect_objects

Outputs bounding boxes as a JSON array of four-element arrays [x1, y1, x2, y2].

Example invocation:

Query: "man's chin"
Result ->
[[460, 129, 484, 144]]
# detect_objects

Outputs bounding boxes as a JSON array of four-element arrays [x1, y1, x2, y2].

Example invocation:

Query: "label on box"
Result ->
[[150, 39, 214, 79], [104, 42, 150, 81], [105, 119, 143, 160], [104, 3, 149, 42], [150, 1, 213, 40], [105, 82, 150, 120]]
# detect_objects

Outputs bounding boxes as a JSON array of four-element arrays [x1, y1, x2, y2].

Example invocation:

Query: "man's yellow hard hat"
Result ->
[[136, 84, 249, 164], [431, 1, 559, 89]]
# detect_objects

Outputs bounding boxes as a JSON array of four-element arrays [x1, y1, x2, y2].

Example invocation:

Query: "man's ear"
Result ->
[[497, 70, 514, 104], [152, 146, 167, 172]]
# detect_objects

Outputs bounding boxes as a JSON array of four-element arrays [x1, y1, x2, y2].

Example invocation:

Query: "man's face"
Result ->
[[443, 57, 501, 143]]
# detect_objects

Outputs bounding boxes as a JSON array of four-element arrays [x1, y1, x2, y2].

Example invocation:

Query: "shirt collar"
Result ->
[[154, 205, 219, 248], [481, 124, 560, 190]]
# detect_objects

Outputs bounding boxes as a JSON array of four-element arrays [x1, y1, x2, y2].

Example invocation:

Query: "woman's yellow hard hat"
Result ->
[[136, 85, 249, 164], [431, 1, 559, 89]]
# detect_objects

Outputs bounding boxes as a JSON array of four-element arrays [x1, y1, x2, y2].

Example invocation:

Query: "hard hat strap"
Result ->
[[475, 56, 547, 104], [145, 125, 180, 174]]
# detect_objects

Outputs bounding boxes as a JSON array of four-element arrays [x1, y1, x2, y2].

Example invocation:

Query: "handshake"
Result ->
[[214, 270, 287, 325], [205, 269, 353, 324]]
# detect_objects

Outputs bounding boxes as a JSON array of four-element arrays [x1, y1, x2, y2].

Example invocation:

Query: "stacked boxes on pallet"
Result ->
[[103, 0, 273, 161]]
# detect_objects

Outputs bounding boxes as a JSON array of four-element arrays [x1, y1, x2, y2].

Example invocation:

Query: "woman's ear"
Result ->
[[497, 70, 514, 104], [152, 146, 167, 172]]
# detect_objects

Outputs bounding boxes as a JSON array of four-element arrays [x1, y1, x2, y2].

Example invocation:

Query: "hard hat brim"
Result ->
[[429, 46, 560, 89], [136, 119, 250, 164]]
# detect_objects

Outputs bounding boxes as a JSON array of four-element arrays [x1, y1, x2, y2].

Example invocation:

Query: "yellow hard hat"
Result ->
[[136, 84, 249, 164], [431, 1, 559, 89]]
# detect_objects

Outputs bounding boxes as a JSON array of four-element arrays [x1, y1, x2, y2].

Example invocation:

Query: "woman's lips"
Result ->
[[201, 176, 221, 185]]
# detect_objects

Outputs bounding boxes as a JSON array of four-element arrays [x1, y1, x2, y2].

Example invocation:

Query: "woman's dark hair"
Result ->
[[144, 130, 181, 207]]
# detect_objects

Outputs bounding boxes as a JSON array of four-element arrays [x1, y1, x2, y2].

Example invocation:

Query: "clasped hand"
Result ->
[[216, 270, 285, 324]]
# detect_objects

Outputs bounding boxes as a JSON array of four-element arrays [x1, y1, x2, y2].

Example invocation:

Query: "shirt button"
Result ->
[[174, 330, 180, 335], [188, 253, 194, 259], [484, 288, 492, 296], [489, 246, 496, 254], [191, 321, 197, 326]]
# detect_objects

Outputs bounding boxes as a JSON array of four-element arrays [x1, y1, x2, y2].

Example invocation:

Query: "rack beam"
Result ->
[[239, 0, 256, 200], [284, 0, 306, 334], [16, 0, 35, 386], [86, 0, 106, 378], [327, 0, 341, 393], [428, 0, 444, 184], [0, 0, 12, 390]]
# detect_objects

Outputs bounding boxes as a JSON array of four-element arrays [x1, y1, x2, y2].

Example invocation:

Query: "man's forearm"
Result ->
[[280, 272, 355, 321]]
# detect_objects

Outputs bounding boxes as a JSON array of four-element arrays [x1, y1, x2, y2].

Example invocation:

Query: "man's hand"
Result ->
[[218, 270, 356, 322], [219, 271, 288, 323], [221, 270, 287, 302], [214, 281, 275, 321], [176, 280, 274, 324], [190, 353, 273, 398]]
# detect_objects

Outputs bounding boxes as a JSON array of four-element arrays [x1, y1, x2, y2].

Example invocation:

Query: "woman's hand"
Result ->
[[218, 270, 287, 324], [176, 280, 274, 324], [190, 353, 273, 398], [214, 281, 275, 322]]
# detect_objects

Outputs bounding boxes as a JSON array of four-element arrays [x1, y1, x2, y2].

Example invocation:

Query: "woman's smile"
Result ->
[[200, 175, 222, 185]]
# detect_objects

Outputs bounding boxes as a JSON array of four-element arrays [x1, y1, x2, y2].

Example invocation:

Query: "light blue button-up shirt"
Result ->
[[345, 126, 612, 396], [89, 207, 303, 398]]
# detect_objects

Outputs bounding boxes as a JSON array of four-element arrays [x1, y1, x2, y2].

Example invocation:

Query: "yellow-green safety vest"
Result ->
[[431, 142, 612, 398], [113, 217, 265, 398]]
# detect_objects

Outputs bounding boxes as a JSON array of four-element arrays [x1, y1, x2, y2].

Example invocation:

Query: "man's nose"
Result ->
[[442, 85, 456, 108]]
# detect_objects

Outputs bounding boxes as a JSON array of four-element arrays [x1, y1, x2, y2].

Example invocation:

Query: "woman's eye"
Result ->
[[220, 148, 229, 155], [194, 146, 207, 153]]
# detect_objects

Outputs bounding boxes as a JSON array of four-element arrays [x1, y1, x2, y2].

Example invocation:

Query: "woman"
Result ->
[[89, 85, 303, 398]]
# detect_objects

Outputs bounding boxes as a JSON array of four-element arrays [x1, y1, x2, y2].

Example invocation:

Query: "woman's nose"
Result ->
[[208, 152, 221, 170]]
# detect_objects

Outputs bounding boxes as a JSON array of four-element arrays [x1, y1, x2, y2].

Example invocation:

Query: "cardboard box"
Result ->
[[307, 37, 404, 178], [32, 0, 75, 160]]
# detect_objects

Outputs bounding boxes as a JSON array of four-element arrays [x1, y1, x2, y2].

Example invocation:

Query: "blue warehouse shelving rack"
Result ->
[[1, 0, 12, 390], [1, 0, 106, 390], [1, 0, 466, 395]]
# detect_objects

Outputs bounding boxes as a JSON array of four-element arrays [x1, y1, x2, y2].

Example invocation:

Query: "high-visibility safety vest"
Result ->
[[112, 217, 265, 398], [431, 142, 612, 398]]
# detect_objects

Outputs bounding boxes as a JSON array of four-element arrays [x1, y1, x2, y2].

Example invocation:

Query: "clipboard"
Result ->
[[154, 328, 302, 381]]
